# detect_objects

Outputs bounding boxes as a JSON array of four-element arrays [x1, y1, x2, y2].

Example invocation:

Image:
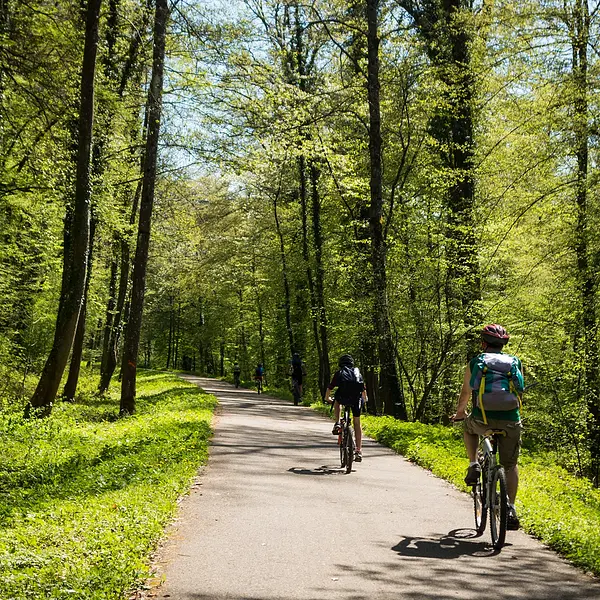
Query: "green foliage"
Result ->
[[0, 369, 217, 599]]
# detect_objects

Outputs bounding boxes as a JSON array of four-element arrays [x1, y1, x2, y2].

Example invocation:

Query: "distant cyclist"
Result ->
[[289, 352, 307, 399], [233, 362, 241, 388], [452, 324, 524, 530], [254, 363, 265, 394], [324, 354, 367, 462]]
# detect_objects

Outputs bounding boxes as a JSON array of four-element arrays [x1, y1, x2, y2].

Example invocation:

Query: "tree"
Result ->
[[27, 0, 102, 415], [120, 0, 169, 414]]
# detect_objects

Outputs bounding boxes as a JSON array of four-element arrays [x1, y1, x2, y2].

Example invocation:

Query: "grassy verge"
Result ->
[[311, 403, 600, 577], [0, 369, 217, 600]]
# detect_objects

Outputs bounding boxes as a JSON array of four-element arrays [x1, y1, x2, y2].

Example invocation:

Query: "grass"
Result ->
[[310, 403, 600, 577], [0, 368, 217, 600]]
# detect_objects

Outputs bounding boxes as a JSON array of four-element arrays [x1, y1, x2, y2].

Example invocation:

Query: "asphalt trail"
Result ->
[[151, 377, 600, 600]]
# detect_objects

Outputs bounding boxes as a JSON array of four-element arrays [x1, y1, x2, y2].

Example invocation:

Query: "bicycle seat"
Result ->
[[483, 429, 507, 437]]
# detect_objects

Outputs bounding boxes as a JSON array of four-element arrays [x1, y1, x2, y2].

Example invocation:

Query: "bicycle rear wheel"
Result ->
[[339, 422, 346, 468], [344, 426, 354, 474], [489, 466, 508, 549], [473, 468, 487, 535], [292, 382, 300, 405]]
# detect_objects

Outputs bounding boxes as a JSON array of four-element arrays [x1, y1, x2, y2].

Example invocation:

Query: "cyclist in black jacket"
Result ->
[[324, 354, 367, 462]]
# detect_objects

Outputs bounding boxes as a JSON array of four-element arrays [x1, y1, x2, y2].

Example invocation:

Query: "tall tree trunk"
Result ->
[[273, 188, 295, 355], [444, 0, 480, 358], [120, 0, 168, 414], [174, 301, 181, 369], [62, 217, 97, 401], [310, 162, 331, 395], [28, 0, 102, 416], [166, 295, 173, 369], [572, 0, 599, 481], [100, 250, 118, 385], [299, 154, 324, 386], [399, 0, 481, 363], [252, 254, 267, 384], [99, 177, 143, 391], [366, 0, 407, 419]]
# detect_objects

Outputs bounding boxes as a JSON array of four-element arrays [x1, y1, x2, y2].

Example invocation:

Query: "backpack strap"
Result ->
[[508, 366, 523, 411], [478, 365, 488, 425]]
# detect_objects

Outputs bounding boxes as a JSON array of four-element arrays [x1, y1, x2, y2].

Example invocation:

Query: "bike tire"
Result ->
[[489, 466, 508, 550], [340, 424, 346, 468], [473, 469, 487, 535], [344, 427, 354, 474]]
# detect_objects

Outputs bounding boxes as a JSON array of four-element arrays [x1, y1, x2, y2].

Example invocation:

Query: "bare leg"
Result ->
[[464, 430, 478, 462], [354, 416, 362, 452], [333, 401, 340, 422]]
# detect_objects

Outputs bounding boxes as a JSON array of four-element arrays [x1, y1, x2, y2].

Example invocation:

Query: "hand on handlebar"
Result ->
[[451, 409, 467, 422]]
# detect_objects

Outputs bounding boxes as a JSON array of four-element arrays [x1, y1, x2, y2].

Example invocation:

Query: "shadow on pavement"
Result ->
[[288, 465, 346, 476], [392, 533, 496, 559]]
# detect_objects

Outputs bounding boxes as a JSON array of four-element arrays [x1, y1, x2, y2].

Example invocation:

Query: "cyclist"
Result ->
[[289, 352, 307, 399], [233, 362, 241, 387], [452, 324, 524, 530], [324, 354, 367, 462], [254, 363, 265, 394]]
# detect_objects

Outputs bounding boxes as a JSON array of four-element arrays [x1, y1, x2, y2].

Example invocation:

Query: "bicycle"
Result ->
[[336, 403, 355, 474], [472, 429, 508, 550], [233, 372, 240, 388], [255, 377, 263, 394], [291, 378, 301, 405]]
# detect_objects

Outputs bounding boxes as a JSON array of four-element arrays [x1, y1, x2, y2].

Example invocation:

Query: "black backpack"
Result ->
[[334, 366, 364, 403]]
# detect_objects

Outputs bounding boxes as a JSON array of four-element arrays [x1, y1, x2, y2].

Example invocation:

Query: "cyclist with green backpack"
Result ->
[[452, 324, 524, 530]]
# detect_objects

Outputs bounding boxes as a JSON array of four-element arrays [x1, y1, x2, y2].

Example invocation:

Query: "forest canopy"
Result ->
[[1, 0, 599, 482]]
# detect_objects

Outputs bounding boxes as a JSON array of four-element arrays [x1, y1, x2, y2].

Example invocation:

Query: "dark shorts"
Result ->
[[337, 399, 362, 417], [292, 375, 303, 386], [464, 415, 523, 469]]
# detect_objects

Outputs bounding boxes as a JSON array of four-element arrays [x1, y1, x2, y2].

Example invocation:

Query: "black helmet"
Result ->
[[338, 354, 354, 367], [481, 324, 509, 346]]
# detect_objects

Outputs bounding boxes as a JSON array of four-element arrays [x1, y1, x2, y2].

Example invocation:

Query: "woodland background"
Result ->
[[1, 0, 599, 483]]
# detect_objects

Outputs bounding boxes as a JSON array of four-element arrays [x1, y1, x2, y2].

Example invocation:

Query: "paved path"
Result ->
[[152, 377, 599, 600]]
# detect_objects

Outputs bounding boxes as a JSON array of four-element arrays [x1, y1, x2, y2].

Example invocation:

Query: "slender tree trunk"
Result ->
[[273, 190, 295, 355], [100, 251, 118, 383], [98, 3, 148, 390], [28, 0, 102, 416], [310, 162, 331, 395], [572, 0, 600, 481], [174, 301, 181, 369], [120, 0, 168, 414], [167, 295, 173, 369], [63, 217, 97, 401], [220, 341, 225, 377], [366, 0, 407, 419], [252, 254, 267, 384]]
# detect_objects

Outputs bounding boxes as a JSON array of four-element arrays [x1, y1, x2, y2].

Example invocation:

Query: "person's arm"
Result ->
[[324, 373, 338, 403], [452, 365, 472, 421]]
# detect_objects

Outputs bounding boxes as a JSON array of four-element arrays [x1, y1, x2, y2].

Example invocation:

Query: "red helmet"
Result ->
[[481, 324, 509, 346]]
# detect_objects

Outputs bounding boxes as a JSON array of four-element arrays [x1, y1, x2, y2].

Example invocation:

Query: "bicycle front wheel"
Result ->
[[344, 427, 354, 474], [489, 466, 508, 550], [473, 469, 487, 535], [339, 425, 346, 468]]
